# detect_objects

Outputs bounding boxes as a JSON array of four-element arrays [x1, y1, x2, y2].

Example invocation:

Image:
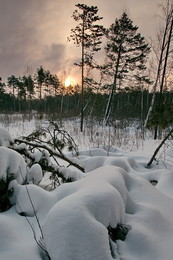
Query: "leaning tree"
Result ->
[[103, 12, 150, 124]]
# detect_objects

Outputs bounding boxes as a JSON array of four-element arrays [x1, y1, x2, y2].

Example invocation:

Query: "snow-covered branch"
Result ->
[[14, 138, 85, 173]]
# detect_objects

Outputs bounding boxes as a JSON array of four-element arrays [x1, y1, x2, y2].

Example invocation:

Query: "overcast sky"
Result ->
[[0, 0, 163, 82]]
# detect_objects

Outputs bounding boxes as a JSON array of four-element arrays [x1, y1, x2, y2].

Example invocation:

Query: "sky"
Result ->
[[0, 0, 164, 83]]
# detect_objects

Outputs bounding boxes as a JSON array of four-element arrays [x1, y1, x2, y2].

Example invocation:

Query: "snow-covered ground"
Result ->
[[0, 117, 173, 260]]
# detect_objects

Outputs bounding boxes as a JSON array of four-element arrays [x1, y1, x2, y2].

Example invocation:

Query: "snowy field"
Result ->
[[0, 115, 173, 260]]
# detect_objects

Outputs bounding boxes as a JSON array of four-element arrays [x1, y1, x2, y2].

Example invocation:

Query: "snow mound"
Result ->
[[118, 179, 173, 260], [42, 165, 133, 260], [0, 147, 27, 184], [79, 146, 123, 158], [0, 127, 13, 147], [42, 159, 173, 260], [1, 141, 173, 260], [28, 164, 43, 185], [11, 182, 55, 218], [0, 208, 42, 260], [156, 171, 173, 198], [82, 154, 139, 173]]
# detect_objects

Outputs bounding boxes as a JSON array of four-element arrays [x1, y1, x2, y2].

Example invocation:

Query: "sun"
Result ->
[[65, 78, 72, 88]]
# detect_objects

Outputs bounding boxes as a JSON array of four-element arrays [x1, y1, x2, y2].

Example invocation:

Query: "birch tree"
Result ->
[[145, 0, 173, 138]]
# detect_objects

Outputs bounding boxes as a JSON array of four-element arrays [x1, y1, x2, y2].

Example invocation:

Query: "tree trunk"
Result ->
[[39, 83, 42, 100], [154, 125, 158, 140], [104, 44, 122, 125], [159, 15, 173, 94], [80, 14, 85, 132], [144, 10, 171, 128], [147, 127, 173, 167]]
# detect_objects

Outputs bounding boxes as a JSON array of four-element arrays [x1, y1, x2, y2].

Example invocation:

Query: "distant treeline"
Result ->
[[0, 89, 172, 124]]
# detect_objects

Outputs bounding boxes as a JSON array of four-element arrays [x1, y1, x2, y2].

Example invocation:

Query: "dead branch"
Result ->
[[14, 138, 85, 173], [147, 128, 173, 167]]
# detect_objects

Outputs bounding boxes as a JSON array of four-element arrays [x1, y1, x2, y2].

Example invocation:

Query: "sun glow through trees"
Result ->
[[65, 78, 75, 87]]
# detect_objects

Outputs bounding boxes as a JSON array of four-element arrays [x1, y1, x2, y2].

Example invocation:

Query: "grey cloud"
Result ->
[[44, 44, 65, 62], [0, 0, 54, 79], [42, 43, 66, 72], [0, 0, 161, 82]]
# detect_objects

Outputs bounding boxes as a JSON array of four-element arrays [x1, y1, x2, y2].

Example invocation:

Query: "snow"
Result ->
[[12, 182, 55, 218], [28, 164, 43, 185], [0, 124, 173, 260], [43, 166, 127, 260], [0, 146, 27, 183], [0, 207, 42, 260], [0, 126, 13, 147]]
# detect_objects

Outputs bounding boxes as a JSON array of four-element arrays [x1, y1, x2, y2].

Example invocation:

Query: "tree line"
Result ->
[[0, 70, 172, 132]]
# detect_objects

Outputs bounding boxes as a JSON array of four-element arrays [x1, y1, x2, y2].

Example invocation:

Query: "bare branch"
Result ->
[[14, 138, 85, 173], [147, 128, 173, 167]]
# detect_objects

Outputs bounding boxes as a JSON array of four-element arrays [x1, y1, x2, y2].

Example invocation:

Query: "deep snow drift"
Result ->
[[0, 124, 173, 260]]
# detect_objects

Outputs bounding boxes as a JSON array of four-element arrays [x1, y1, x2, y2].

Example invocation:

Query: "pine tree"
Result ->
[[23, 75, 35, 116], [35, 66, 46, 100], [104, 12, 150, 124], [69, 4, 104, 131], [0, 78, 5, 94], [7, 75, 19, 111]]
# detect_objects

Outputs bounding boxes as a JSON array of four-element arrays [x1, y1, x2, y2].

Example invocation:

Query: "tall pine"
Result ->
[[104, 12, 150, 124], [69, 4, 104, 131]]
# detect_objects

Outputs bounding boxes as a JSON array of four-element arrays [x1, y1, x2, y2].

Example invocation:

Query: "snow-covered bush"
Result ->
[[0, 127, 13, 147], [0, 123, 84, 212], [0, 174, 14, 212], [0, 147, 27, 184], [14, 121, 84, 185], [28, 164, 43, 185], [0, 147, 27, 211]]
